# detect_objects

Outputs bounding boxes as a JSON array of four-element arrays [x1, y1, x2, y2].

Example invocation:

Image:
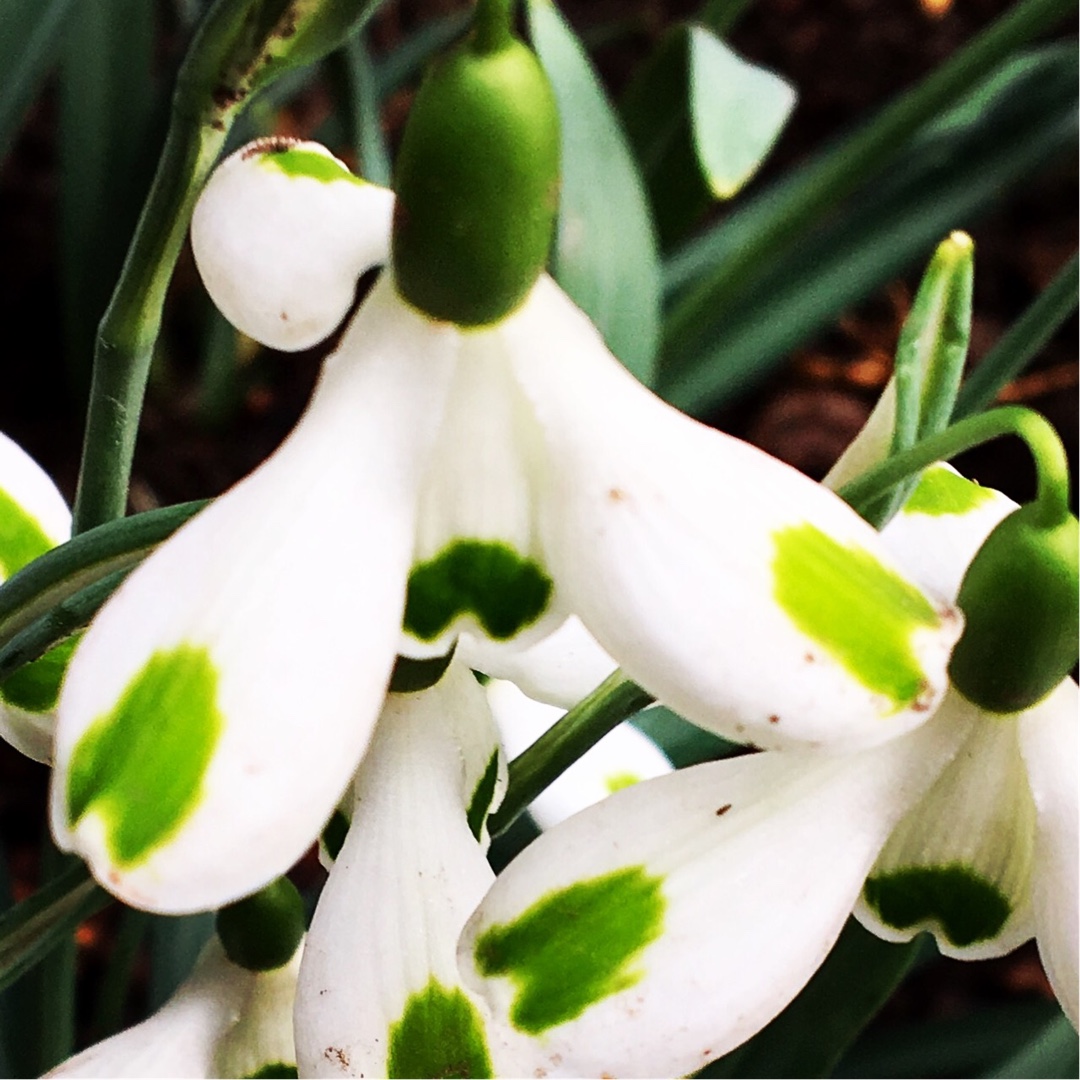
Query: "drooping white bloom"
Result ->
[[48, 938, 301, 1078], [51, 139, 961, 915], [0, 431, 72, 763]]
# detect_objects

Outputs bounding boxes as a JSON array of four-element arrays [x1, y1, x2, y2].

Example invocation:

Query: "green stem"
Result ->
[[838, 405, 1072, 526], [954, 252, 1079, 419], [488, 672, 654, 836], [473, 0, 515, 52], [663, 0, 1072, 361]]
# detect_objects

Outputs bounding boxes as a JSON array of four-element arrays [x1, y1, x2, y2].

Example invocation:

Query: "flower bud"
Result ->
[[391, 23, 560, 326], [949, 503, 1079, 713], [216, 876, 306, 972]]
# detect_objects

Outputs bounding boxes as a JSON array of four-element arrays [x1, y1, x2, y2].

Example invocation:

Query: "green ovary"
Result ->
[[404, 540, 553, 641], [902, 466, 995, 516], [387, 980, 493, 1079], [474, 866, 666, 1034], [66, 645, 223, 867], [863, 864, 1012, 947], [773, 524, 941, 709]]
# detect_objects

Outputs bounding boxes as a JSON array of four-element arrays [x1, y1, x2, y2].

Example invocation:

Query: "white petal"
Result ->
[[48, 939, 298, 1078], [503, 276, 959, 751], [1019, 679, 1079, 1027], [400, 327, 566, 658], [878, 464, 1016, 602], [459, 709, 966, 1078], [459, 615, 617, 709], [486, 678, 671, 829], [296, 664, 529, 1077], [855, 690, 1037, 959], [51, 279, 457, 913], [192, 139, 394, 351]]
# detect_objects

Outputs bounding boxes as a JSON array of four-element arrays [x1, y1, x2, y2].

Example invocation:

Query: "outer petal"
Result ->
[[296, 664, 531, 1078], [191, 139, 394, 351], [459, 708, 968, 1078], [48, 939, 300, 1078], [400, 326, 567, 659], [486, 678, 671, 829], [1019, 679, 1079, 1026], [51, 279, 457, 913], [0, 431, 73, 762], [502, 276, 960, 751], [459, 615, 617, 709], [855, 690, 1037, 960], [879, 464, 1016, 602]]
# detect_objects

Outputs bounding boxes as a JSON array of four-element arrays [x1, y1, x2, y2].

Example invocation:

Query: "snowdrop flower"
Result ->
[[51, 20, 959, 915], [0, 431, 72, 763], [49, 937, 302, 1078]]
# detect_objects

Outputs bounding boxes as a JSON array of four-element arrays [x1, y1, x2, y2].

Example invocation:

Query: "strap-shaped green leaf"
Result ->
[[526, 0, 662, 386]]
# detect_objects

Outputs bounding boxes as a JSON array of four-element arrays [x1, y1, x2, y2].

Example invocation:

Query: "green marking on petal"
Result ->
[[903, 466, 996, 517], [773, 524, 940, 710], [66, 645, 223, 867], [604, 771, 641, 794], [474, 865, 666, 1034], [864, 864, 1012, 948], [404, 540, 553, 642], [387, 979, 493, 1079], [0, 486, 54, 578], [259, 146, 363, 185], [244, 1065, 298, 1079], [466, 749, 500, 841], [0, 635, 79, 713]]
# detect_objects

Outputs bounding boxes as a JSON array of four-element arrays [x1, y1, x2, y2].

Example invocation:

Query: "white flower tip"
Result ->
[[192, 138, 394, 351]]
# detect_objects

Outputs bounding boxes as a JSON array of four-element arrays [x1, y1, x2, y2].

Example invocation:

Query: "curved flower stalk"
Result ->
[[48, 937, 302, 1078], [50, 138, 960, 915], [485, 676, 672, 828], [0, 432, 73, 763]]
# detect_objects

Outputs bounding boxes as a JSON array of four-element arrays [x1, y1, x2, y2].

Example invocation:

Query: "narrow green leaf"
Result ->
[[147, 913, 215, 1011], [375, 9, 471, 98], [660, 44, 1076, 414], [698, 920, 923, 1078], [58, 0, 161, 395], [955, 252, 1079, 419], [0, 861, 106, 999], [339, 31, 391, 186], [630, 705, 741, 768], [982, 1011, 1079, 1079], [0, 0, 77, 163], [526, 0, 662, 386]]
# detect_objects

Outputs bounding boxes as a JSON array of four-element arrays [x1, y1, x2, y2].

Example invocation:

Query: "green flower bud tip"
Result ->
[[216, 876, 306, 972], [391, 18, 560, 327], [949, 504, 1079, 713]]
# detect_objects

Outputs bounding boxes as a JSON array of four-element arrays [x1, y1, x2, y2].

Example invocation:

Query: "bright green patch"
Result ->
[[0, 635, 79, 712], [404, 540, 553, 641], [66, 646, 223, 867], [387, 980, 493, 1079], [773, 525, 940, 709], [0, 486, 54, 578], [244, 1065, 298, 1079], [864, 864, 1011, 947], [466, 750, 500, 841], [604, 771, 641, 794], [903, 467, 995, 516], [474, 865, 666, 1034], [260, 146, 363, 185]]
